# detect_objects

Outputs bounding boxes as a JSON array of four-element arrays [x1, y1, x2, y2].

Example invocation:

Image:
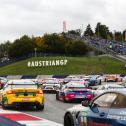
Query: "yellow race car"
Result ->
[[1, 79, 44, 110]]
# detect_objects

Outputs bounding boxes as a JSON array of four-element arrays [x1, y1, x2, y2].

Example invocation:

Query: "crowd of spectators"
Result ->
[[82, 36, 126, 55], [67, 34, 126, 55]]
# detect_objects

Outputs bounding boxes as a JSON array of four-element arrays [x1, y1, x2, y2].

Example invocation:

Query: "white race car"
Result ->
[[42, 78, 61, 92], [69, 78, 89, 87], [93, 84, 126, 96], [63, 76, 77, 83], [122, 76, 126, 83]]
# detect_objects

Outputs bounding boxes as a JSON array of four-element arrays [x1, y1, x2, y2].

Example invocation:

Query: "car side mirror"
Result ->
[[90, 103, 99, 113], [81, 100, 90, 107]]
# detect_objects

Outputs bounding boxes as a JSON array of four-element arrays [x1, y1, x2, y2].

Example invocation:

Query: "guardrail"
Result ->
[[109, 54, 126, 63]]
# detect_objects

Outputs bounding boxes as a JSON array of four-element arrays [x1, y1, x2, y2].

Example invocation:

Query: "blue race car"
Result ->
[[64, 90, 126, 126], [84, 75, 102, 86]]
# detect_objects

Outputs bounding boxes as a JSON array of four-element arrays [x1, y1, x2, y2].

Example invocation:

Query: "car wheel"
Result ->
[[64, 113, 74, 126], [2, 100, 7, 110], [99, 80, 101, 85], [56, 93, 59, 100], [63, 97, 68, 103], [36, 104, 44, 111]]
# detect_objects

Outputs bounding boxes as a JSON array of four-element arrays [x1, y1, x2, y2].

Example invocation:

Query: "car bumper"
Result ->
[[106, 79, 116, 82], [65, 97, 91, 102], [89, 81, 96, 86], [43, 89, 57, 93], [3, 97, 44, 106]]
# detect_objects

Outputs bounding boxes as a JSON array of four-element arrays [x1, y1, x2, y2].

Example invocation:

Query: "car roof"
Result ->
[[44, 78, 56, 80], [102, 84, 124, 88], [71, 78, 84, 80], [67, 76, 76, 78], [105, 74, 118, 77], [105, 90, 126, 96], [8, 79, 35, 85], [0, 77, 7, 80], [66, 82, 86, 87]]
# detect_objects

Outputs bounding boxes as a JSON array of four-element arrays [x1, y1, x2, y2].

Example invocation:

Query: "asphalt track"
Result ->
[[18, 94, 77, 124]]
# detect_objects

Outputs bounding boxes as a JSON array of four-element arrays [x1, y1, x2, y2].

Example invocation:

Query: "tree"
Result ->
[[71, 41, 89, 55], [95, 22, 101, 38], [114, 31, 123, 41], [65, 40, 89, 55], [84, 24, 94, 36], [107, 32, 114, 40], [122, 30, 126, 41], [95, 22, 112, 39], [68, 29, 81, 36], [0, 41, 11, 58], [40, 33, 66, 54], [8, 35, 36, 58]]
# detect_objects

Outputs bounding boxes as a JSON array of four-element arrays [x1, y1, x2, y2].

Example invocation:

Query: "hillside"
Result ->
[[0, 56, 125, 75]]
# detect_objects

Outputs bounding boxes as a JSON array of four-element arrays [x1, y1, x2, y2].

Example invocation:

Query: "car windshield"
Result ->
[[5, 84, 38, 89], [45, 79, 58, 83], [66, 83, 86, 89], [98, 85, 124, 90], [108, 86, 124, 89], [97, 86, 105, 90], [70, 80, 84, 83], [0, 78, 7, 82]]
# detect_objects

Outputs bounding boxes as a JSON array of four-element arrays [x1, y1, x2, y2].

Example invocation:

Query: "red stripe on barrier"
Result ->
[[0, 113, 42, 121]]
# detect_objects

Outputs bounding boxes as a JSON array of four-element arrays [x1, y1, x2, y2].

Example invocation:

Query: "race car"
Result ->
[[64, 90, 126, 126], [83, 75, 102, 86], [63, 76, 77, 83], [56, 82, 94, 102], [104, 74, 122, 82], [42, 78, 61, 93], [122, 76, 126, 83], [93, 84, 126, 96], [69, 78, 89, 87], [1, 79, 44, 110]]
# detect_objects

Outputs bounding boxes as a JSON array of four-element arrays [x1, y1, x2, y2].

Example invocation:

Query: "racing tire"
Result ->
[[1, 100, 7, 110], [36, 104, 44, 111], [64, 113, 74, 126], [115, 78, 118, 82], [99, 80, 101, 85], [63, 97, 68, 103], [56, 93, 59, 100]]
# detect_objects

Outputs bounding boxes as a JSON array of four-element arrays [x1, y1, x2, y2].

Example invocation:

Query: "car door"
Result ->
[[87, 92, 118, 126], [107, 93, 126, 126]]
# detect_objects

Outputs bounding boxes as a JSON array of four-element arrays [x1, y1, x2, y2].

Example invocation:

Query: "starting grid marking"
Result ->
[[0, 108, 63, 126]]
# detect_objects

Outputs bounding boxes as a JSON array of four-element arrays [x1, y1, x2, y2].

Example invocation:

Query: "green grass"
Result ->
[[0, 56, 125, 75]]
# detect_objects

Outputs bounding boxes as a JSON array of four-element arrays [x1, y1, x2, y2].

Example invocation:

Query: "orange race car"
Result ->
[[104, 75, 122, 82]]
